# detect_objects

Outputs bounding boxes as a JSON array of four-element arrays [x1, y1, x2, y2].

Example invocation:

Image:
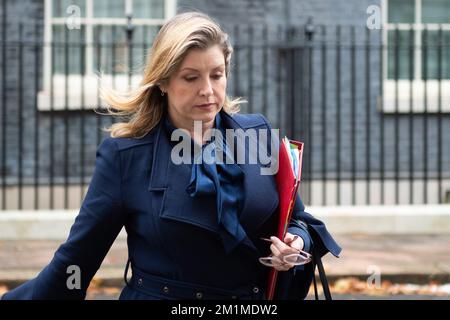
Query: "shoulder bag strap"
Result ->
[[312, 247, 332, 300]]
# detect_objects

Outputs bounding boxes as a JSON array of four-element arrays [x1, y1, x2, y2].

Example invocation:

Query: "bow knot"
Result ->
[[186, 139, 247, 254]]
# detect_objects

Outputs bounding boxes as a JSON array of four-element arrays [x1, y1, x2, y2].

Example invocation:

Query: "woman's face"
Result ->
[[161, 44, 227, 131]]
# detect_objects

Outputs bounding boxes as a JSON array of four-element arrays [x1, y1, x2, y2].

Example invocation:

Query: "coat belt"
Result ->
[[128, 266, 265, 300]]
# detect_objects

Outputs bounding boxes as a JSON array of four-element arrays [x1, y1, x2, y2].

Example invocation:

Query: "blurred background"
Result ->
[[0, 0, 449, 299]]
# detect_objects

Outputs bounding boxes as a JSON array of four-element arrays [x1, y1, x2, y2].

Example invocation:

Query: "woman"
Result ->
[[2, 12, 341, 300]]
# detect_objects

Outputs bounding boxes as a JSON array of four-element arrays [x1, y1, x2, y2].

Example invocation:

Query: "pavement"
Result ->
[[1, 234, 450, 299]]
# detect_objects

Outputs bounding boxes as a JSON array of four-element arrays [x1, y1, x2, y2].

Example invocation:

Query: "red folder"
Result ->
[[266, 139, 304, 300]]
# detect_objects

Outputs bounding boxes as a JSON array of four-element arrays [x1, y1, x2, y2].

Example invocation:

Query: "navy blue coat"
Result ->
[[2, 111, 341, 300]]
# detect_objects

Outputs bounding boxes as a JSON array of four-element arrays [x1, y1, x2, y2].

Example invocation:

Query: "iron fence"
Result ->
[[0, 18, 449, 209]]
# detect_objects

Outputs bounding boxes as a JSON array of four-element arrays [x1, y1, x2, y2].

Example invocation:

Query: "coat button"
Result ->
[[163, 286, 170, 294], [137, 278, 143, 286], [253, 286, 259, 294], [195, 292, 203, 299]]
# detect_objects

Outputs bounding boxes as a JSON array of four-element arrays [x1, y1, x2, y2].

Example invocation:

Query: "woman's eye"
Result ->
[[184, 74, 222, 82]]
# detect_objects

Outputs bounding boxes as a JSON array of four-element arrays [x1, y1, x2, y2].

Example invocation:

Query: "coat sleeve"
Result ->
[[1, 138, 126, 300]]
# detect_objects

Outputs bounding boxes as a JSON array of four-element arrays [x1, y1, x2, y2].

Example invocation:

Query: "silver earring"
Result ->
[[161, 91, 165, 96]]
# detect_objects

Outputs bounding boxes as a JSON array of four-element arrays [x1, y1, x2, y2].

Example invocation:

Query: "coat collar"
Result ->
[[148, 110, 279, 253]]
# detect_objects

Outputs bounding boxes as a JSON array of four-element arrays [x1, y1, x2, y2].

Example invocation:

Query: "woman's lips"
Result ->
[[194, 103, 214, 109]]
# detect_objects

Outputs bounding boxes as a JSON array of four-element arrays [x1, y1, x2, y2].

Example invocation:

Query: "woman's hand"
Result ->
[[268, 232, 304, 271]]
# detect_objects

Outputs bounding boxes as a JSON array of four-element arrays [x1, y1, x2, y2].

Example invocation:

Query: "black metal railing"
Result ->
[[0, 19, 449, 210]]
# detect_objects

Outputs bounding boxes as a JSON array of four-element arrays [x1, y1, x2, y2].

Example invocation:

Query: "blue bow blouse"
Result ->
[[164, 112, 248, 254]]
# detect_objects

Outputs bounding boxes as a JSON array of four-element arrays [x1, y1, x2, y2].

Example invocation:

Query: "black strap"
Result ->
[[312, 248, 332, 300], [312, 267, 319, 300], [124, 258, 132, 286]]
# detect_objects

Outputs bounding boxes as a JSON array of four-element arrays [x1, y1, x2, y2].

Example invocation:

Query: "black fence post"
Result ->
[[321, 25, 327, 206], [378, 26, 384, 205], [1, 0, 7, 209], [126, 13, 134, 88], [365, 27, 371, 205], [95, 25, 102, 148], [64, 25, 69, 209], [305, 16, 314, 205], [336, 25, 341, 205], [437, 26, 443, 203], [350, 26, 356, 205], [285, 25, 296, 139], [408, 25, 414, 204], [423, 27, 429, 204], [18, 22, 23, 210], [80, 21, 86, 205], [34, 20, 40, 210], [247, 25, 253, 113]]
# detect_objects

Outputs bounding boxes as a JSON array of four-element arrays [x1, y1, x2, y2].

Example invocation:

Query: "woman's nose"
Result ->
[[199, 79, 213, 97]]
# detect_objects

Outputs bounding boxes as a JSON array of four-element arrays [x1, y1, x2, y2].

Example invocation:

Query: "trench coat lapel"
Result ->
[[147, 112, 279, 253], [148, 120, 221, 234], [219, 112, 279, 236]]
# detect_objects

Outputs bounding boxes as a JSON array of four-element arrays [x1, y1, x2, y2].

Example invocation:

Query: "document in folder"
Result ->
[[266, 137, 304, 300]]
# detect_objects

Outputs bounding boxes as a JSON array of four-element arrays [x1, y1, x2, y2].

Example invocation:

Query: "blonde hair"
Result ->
[[100, 11, 243, 139]]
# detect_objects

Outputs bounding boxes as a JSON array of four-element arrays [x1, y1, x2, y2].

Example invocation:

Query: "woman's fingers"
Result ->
[[261, 235, 306, 271], [284, 232, 304, 251], [269, 255, 294, 271], [283, 233, 298, 243], [270, 243, 281, 257], [270, 236, 300, 255], [275, 264, 293, 271], [265, 236, 299, 271]]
